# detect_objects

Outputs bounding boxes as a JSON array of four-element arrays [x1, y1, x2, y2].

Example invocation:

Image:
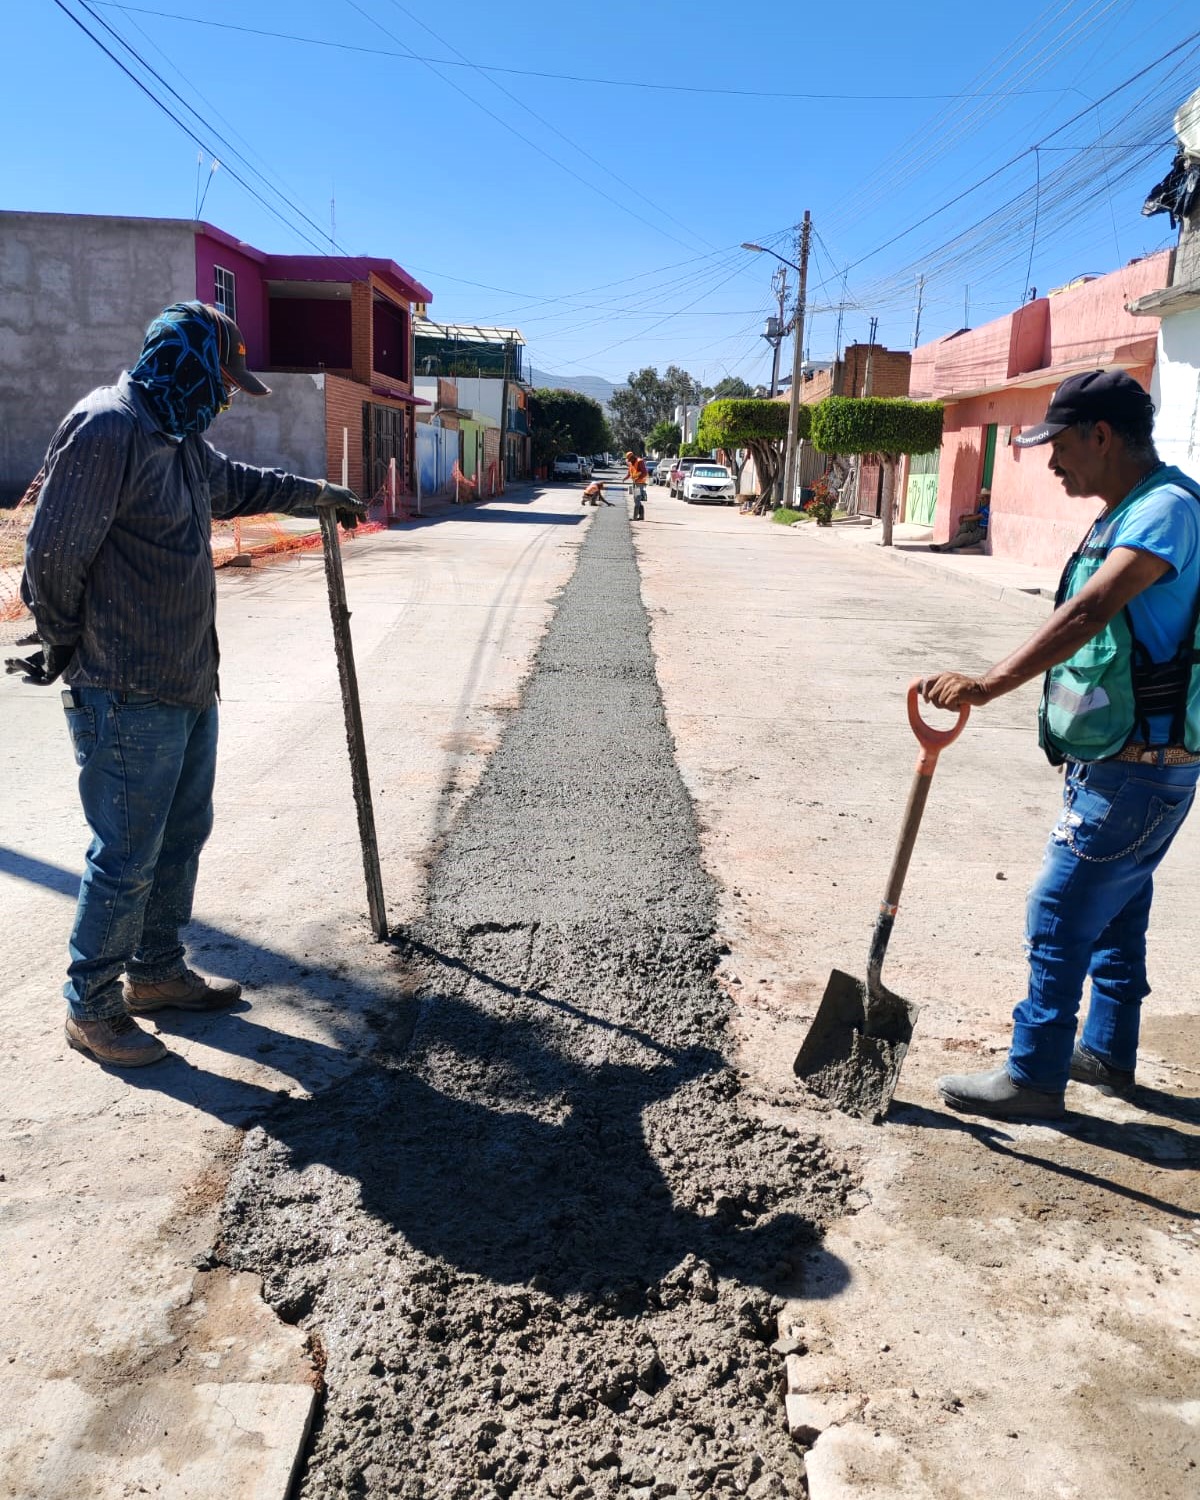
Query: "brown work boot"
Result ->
[[124, 968, 242, 1014], [65, 1013, 169, 1067]]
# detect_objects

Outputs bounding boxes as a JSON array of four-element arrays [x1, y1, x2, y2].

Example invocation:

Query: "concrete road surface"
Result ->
[[2, 480, 1198, 1498]]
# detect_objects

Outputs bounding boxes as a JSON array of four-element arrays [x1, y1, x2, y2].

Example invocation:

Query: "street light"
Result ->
[[741, 242, 800, 274], [742, 221, 810, 509]]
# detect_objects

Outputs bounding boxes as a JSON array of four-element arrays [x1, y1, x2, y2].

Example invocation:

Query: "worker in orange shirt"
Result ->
[[625, 452, 648, 521]]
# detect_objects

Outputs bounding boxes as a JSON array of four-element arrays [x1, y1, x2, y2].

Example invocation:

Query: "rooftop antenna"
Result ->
[[330, 182, 336, 253], [195, 157, 219, 221]]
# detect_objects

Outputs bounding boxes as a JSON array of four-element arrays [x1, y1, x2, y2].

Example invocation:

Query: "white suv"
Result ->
[[553, 454, 583, 480]]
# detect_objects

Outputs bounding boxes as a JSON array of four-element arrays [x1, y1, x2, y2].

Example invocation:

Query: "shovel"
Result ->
[[792, 681, 969, 1121]]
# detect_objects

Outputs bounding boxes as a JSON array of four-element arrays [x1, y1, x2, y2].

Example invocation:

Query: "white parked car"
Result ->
[[653, 458, 673, 485], [682, 463, 736, 504], [553, 453, 584, 479]]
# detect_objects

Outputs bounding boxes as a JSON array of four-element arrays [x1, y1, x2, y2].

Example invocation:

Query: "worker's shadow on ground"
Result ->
[[3, 843, 847, 1303], [145, 964, 848, 1307], [892, 1099, 1200, 1221]]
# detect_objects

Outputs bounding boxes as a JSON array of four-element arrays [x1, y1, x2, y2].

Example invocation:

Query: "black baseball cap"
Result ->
[[1014, 369, 1153, 447], [208, 305, 271, 396]]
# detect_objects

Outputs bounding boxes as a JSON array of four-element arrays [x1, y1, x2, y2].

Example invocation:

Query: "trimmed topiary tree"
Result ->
[[809, 397, 943, 456], [810, 397, 944, 543], [696, 399, 803, 506]]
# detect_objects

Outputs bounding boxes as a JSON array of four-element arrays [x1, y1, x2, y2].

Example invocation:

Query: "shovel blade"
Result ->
[[792, 969, 919, 1122]]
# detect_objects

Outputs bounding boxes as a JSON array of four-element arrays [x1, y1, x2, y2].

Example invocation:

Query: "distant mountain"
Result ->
[[529, 367, 621, 410]]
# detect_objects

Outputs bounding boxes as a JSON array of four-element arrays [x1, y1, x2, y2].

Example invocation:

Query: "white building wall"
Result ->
[[453, 377, 504, 426], [1151, 309, 1200, 485]]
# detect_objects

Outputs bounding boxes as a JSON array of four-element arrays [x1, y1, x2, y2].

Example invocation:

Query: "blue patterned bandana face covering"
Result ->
[[129, 302, 229, 437]]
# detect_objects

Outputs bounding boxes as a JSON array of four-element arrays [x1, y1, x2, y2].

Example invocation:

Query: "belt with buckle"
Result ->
[[1111, 743, 1200, 766]]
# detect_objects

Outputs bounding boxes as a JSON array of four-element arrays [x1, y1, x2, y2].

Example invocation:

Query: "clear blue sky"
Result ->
[[4, 1, 1198, 386]]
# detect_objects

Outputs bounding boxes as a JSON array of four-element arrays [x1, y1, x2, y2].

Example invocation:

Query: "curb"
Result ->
[[812, 523, 1056, 619]]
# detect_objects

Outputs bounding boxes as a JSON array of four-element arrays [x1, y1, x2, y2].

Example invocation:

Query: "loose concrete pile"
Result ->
[[221, 504, 853, 1497]]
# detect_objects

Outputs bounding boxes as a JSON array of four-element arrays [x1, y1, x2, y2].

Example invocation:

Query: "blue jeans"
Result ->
[[1008, 756, 1199, 1092], [62, 687, 218, 1020]]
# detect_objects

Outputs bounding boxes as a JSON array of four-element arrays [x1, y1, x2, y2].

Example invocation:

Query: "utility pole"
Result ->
[[862, 314, 879, 396], [781, 210, 811, 512], [912, 275, 925, 348], [767, 264, 787, 398]]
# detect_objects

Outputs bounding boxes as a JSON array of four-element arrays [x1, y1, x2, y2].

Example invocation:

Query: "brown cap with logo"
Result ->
[[208, 305, 271, 396]]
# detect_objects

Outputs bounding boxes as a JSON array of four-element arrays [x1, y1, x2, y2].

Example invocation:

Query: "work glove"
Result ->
[[316, 482, 369, 530], [4, 634, 76, 686]]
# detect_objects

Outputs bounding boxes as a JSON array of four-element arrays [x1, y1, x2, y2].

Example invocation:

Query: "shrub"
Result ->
[[809, 397, 943, 456]]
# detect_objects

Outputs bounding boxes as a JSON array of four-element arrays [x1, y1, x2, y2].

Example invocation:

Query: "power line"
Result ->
[[94, 4, 1081, 102], [837, 26, 1200, 281], [373, 0, 714, 251], [50, 0, 344, 255], [340, 0, 703, 253]]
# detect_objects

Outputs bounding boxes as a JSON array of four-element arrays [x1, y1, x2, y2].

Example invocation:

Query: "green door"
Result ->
[[905, 448, 940, 526], [982, 424, 997, 488]]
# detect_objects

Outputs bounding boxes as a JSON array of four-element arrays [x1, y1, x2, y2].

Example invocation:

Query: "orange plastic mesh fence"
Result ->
[[1, 493, 382, 624]]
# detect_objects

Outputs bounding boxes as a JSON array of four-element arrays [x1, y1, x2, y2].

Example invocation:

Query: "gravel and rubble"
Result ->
[[221, 502, 855, 1497]]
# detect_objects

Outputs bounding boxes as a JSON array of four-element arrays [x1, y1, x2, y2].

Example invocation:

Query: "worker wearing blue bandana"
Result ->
[[918, 370, 1200, 1121], [7, 302, 366, 1068]]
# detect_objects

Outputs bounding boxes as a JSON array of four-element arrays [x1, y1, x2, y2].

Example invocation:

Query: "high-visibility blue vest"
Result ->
[[1039, 466, 1200, 765]]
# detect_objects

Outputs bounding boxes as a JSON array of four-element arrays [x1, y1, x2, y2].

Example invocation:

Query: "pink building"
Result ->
[[907, 253, 1171, 568]]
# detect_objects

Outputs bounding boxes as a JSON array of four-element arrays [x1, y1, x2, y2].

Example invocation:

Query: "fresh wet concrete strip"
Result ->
[[221, 501, 853, 1498]]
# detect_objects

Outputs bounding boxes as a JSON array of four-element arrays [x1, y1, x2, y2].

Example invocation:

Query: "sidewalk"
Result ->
[[636, 492, 1200, 1500], [818, 516, 1058, 617]]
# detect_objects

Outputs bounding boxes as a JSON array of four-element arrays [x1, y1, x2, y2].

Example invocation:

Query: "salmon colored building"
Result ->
[[907, 253, 1171, 569]]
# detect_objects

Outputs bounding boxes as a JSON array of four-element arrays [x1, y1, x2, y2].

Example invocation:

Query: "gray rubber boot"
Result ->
[[937, 1065, 1065, 1120], [1069, 1043, 1135, 1098]]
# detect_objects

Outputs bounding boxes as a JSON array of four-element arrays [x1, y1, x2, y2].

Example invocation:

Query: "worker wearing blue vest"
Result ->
[[920, 369, 1200, 1121]]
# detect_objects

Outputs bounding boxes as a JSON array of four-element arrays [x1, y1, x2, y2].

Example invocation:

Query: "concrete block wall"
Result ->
[[0, 211, 196, 498], [207, 372, 328, 482]]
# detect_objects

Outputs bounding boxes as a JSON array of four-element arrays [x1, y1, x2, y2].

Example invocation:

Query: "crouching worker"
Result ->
[[581, 480, 613, 506], [920, 371, 1200, 1120], [5, 302, 365, 1067]]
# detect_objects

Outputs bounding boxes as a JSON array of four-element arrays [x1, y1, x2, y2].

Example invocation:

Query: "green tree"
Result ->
[[707, 375, 755, 400], [529, 388, 611, 459], [609, 365, 706, 450], [808, 397, 943, 456], [645, 420, 682, 455], [810, 397, 944, 543], [696, 398, 799, 505]]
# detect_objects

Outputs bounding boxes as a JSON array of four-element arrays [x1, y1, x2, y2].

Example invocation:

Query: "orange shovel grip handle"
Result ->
[[907, 680, 969, 770]]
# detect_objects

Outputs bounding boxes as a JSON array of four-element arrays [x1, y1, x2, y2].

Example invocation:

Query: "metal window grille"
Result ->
[[213, 266, 237, 322]]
